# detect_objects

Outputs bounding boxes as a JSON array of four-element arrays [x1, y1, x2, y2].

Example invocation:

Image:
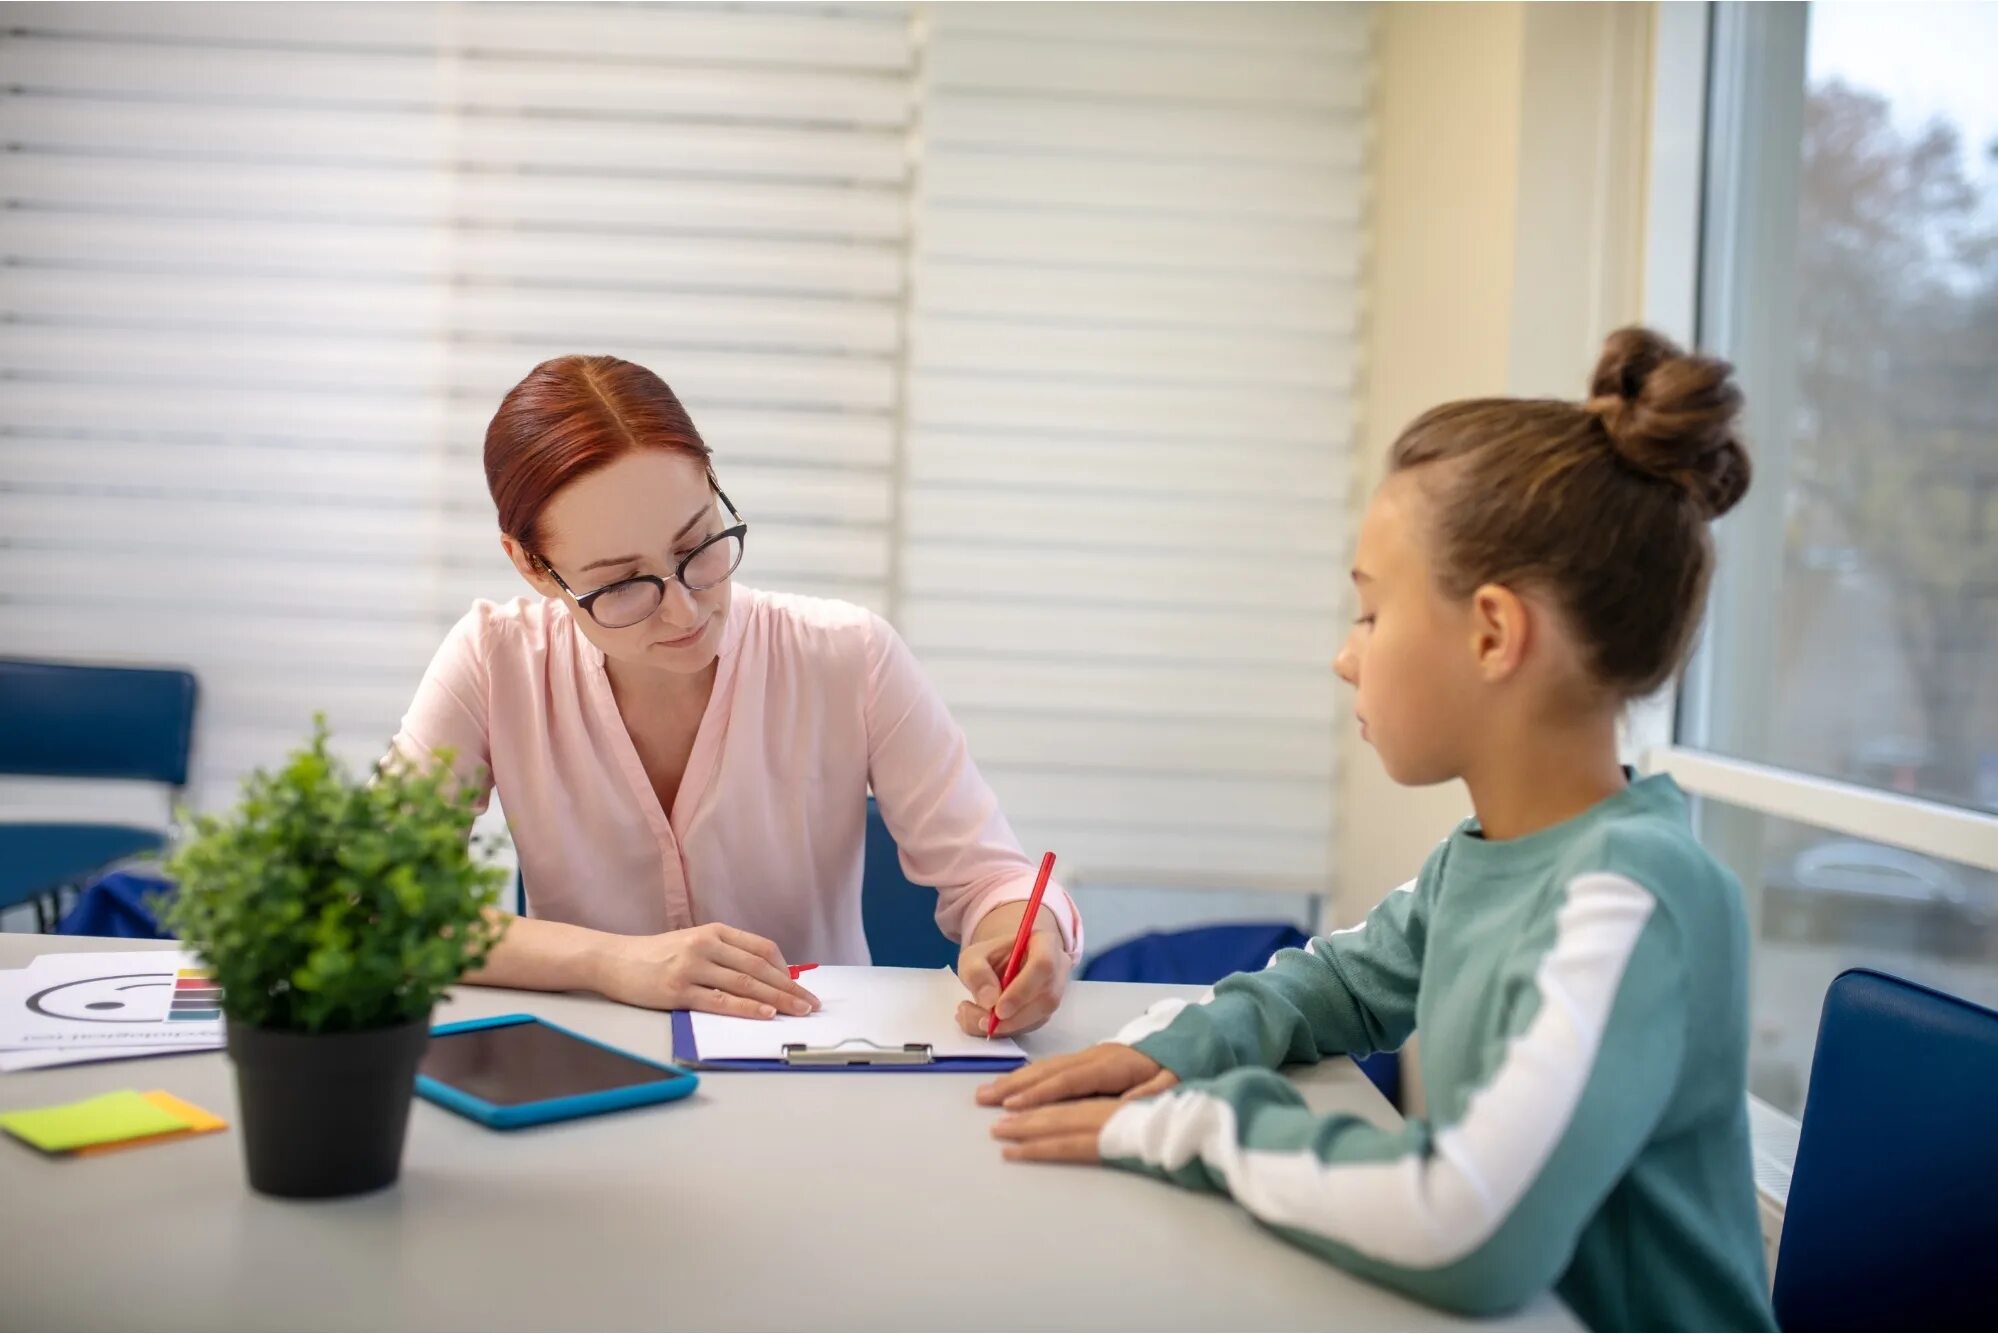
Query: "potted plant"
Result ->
[[164, 716, 509, 1199]]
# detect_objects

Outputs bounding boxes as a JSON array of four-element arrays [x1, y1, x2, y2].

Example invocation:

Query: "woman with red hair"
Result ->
[[391, 356, 1080, 1033]]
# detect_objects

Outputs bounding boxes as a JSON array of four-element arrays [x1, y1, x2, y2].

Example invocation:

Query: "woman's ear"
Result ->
[[501, 534, 563, 600], [1468, 582, 1532, 684]]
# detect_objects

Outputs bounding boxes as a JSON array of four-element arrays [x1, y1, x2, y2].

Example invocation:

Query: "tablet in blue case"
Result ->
[[417, 1013, 699, 1129]]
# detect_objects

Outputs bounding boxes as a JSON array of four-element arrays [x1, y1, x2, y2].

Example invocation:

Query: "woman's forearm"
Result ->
[[466, 909, 616, 995]]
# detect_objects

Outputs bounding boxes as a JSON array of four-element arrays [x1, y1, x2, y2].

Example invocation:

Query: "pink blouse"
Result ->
[[390, 587, 1082, 966]]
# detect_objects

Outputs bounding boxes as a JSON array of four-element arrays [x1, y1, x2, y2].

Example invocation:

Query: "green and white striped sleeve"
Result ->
[[1097, 872, 1687, 1317], [1107, 873, 1428, 1082]]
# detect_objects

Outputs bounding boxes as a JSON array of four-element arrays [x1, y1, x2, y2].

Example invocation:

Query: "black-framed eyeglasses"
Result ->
[[535, 479, 748, 630]]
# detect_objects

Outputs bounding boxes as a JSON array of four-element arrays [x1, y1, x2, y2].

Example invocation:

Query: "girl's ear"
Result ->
[[1468, 582, 1532, 683], [501, 535, 563, 600]]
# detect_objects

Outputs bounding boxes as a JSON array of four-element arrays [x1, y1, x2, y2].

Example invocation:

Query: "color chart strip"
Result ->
[[169, 967, 221, 1021]]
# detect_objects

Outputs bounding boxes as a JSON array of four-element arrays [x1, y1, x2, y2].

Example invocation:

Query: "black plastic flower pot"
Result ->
[[225, 1013, 431, 1199]]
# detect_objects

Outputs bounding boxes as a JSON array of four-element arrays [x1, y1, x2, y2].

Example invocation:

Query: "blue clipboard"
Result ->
[[670, 1009, 1026, 1073]]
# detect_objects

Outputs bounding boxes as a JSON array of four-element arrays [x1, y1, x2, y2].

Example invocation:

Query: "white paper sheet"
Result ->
[[0, 951, 224, 1050], [0, 1039, 218, 1072], [687, 965, 1026, 1062]]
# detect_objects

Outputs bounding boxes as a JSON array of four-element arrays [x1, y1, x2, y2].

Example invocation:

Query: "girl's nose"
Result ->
[[1332, 641, 1358, 686]]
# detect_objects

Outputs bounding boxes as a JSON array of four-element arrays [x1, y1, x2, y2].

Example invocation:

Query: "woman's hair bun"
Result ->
[[1585, 326, 1750, 519]]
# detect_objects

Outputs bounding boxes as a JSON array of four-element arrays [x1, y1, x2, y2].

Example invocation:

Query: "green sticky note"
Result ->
[[0, 1089, 195, 1154]]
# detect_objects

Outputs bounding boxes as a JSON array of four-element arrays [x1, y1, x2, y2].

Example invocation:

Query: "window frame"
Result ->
[[1637, 0, 1998, 876]]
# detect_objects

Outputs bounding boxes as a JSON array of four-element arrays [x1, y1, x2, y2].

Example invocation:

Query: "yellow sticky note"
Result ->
[[72, 1091, 228, 1157], [0, 1089, 193, 1154]]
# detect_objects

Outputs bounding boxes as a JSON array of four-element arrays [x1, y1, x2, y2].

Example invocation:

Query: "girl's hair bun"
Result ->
[[1585, 326, 1750, 519]]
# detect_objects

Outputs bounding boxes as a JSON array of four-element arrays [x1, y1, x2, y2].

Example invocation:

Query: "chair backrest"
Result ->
[[860, 797, 959, 969], [1773, 968, 1998, 1330], [0, 658, 199, 787], [1081, 922, 1310, 984]]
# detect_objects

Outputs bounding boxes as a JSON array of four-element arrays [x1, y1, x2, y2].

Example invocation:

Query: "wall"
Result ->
[[1336, 2, 1655, 924]]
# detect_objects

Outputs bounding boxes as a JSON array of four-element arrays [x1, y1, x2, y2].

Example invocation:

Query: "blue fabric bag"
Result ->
[[55, 868, 177, 940]]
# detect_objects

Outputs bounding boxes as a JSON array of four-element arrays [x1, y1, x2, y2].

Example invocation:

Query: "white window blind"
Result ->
[[0, 1, 913, 809], [900, 2, 1369, 889], [2, 1, 1372, 906]]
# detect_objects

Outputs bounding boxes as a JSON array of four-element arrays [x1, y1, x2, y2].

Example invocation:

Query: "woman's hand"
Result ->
[[990, 1098, 1125, 1164], [592, 922, 822, 1018], [976, 1042, 1179, 1109], [955, 901, 1073, 1037]]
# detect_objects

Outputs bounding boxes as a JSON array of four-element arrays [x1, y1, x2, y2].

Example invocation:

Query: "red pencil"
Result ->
[[988, 851, 1057, 1038]]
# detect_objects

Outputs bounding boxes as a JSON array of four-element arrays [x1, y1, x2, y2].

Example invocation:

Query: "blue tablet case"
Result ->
[[418, 1013, 699, 1128], [669, 1009, 1026, 1073]]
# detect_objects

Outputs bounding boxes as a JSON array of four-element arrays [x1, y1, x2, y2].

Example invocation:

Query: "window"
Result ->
[[1716, 805, 1994, 1113], [1677, 1, 1998, 1115]]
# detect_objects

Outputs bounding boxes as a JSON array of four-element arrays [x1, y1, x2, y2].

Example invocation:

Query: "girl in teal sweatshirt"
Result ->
[[978, 327, 1777, 1331]]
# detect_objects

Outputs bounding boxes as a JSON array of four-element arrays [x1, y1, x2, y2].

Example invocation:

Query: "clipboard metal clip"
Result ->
[[781, 1039, 935, 1067]]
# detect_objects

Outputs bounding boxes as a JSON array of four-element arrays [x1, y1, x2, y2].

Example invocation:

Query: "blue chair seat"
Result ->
[[0, 823, 167, 912]]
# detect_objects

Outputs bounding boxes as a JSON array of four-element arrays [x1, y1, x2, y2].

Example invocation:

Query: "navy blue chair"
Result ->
[[861, 796, 959, 968], [0, 658, 199, 931], [1084, 922, 1403, 1106], [1772, 968, 1998, 1330]]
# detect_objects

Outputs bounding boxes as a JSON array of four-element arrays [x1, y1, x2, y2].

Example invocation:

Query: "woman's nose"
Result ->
[[658, 577, 701, 623], [1332, 642, 1358, 686]]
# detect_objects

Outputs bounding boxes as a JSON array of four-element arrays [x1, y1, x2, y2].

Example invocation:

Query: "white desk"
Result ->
[[0, 935, 1579, 1331]]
